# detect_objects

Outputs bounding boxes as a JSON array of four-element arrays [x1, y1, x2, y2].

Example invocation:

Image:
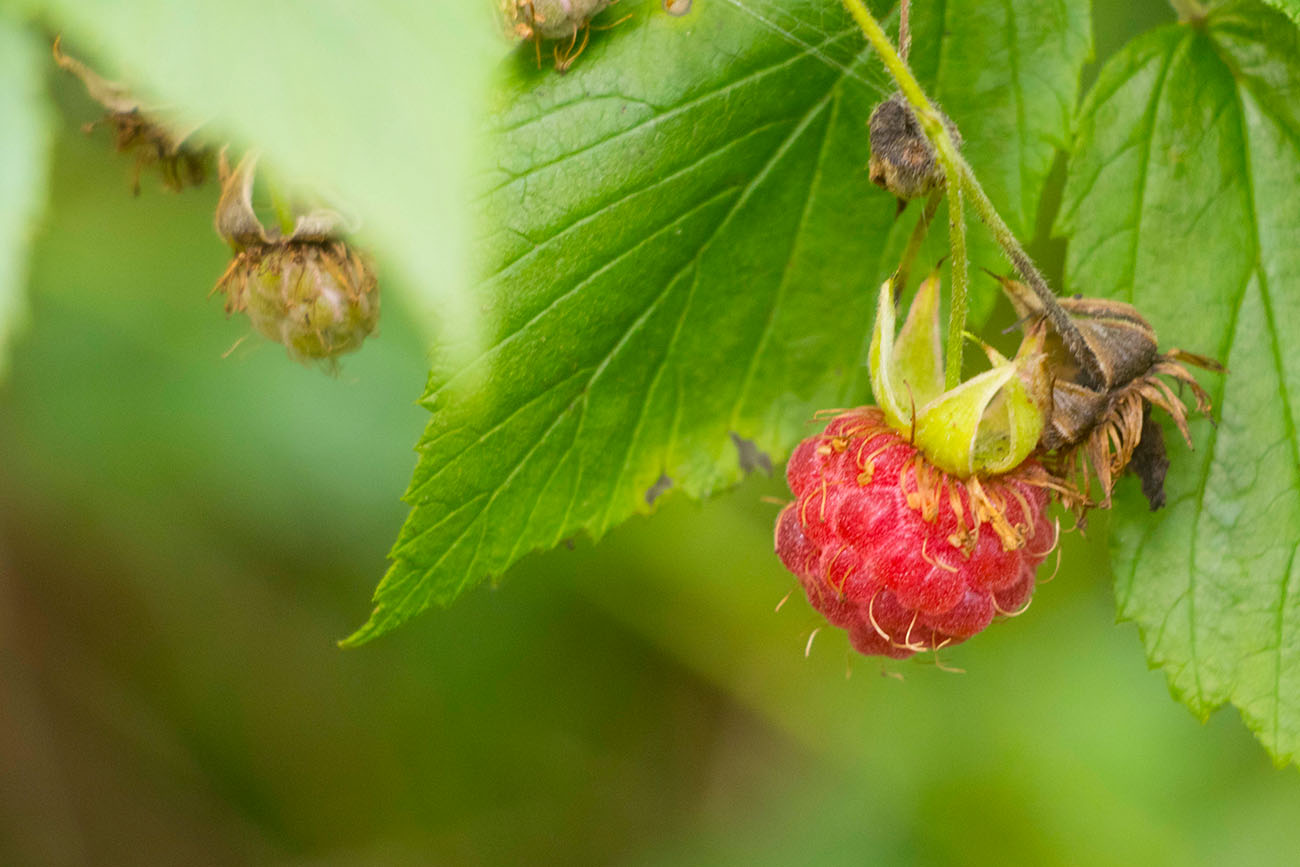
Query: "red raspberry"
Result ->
[[775, 408, 1054, 660]]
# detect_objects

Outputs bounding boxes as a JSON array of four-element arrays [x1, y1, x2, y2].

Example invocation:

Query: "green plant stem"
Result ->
[[893, 188, 942, 294], [840, 0, 968, 385], [958, 162, 1101, 382], [840, 0, 1103, 385], [1168, 0, 1209, 22], [268, 184, 297, 237], [945, 180, 967, 388]]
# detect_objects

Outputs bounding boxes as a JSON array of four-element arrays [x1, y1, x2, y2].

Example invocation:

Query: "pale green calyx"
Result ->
[[869, 272, 1050, 477]]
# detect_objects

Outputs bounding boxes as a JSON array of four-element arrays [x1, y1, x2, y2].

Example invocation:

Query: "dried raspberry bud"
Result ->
[[868, 93, 962, 203], [990, 273, 1222, 510], [213, 154, 378, 364], [52, 37, 209, 194], [500, 0, 613, 71]]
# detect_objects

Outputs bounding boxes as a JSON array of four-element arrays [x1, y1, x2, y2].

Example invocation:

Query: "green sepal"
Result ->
[[868, 271, 1049, 477], [912, 332, 1048, 476], [868, 277, 910, 431], [891, 270, 945, 411]]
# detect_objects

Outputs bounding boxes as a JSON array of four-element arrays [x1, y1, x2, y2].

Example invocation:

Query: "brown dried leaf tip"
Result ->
[[499, 0, 621, 72], [213, 153, 379, 365], [993, 273, 1223, 512], [868, 92, 962, 205], [52, 37, 210, 194]]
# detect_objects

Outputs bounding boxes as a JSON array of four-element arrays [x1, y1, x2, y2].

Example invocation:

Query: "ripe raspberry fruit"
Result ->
[[776, 407, 1053, 660]]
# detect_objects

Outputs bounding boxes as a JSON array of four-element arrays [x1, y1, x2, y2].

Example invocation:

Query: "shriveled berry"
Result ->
[[867, 93, 962, 202], [509, 0, 610, 40], [500, 0, 615, 71], [775, 407, 1052, 660], [228, 242, 378, 361]]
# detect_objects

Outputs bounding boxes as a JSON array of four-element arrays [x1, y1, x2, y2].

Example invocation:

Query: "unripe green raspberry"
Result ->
[[229, 242, 378, 362], [213, 153, 379, 364]]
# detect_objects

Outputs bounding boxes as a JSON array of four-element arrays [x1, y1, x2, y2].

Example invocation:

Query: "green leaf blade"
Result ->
[[909, 0, 1093, 236], [1258, 0, 1300, 26], [1059, 1, 1300, 764], [354, 0, 1094, 642]]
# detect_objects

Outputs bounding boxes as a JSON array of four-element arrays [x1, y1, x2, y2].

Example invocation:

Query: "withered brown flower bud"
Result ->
[[53, 37, 209, 194], [213, 153, 379, 365], [868, 92, 962, 204], [500, 0, 613, 71], [992, 273, 1222, 511]]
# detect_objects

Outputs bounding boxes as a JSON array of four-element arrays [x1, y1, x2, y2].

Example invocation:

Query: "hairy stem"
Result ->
[[840, 0, 969, 380], [893, 188, 942, 294], [840, 0, 1103, 384], [958, 160, 1101, 381]]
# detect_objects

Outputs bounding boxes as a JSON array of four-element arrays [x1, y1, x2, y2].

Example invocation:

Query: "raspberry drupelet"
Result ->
[[776, 407, 1054, 660]]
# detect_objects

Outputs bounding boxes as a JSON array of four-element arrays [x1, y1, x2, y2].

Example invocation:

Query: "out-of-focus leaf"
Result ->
[[1258, 0, 1300, 25], [1056, 1, 1300, 764], [25, 0, 496, 346], [349, 0, 1093, 642], [0, 16, 50, 380]]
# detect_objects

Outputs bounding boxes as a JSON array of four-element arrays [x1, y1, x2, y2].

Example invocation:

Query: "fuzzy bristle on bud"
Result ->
[[776, 408, 1053, 660]]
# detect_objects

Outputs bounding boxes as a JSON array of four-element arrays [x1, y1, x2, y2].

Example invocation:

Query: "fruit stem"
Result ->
[[958, 168, 1102, 382], [1168, 0, 1209, 23], [840, 0, 969, 385], [893, 188, 942, 294], [268, 183, 297, 237], [839, 0, 1104, 386], [946, 178, 967, 388]]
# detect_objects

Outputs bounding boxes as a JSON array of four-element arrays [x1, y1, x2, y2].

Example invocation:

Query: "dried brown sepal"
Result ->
[[868, 93, 962, 204], [53, 37, 210, 194], [1130, 407, 1170, 510], [213, 153, 378, 365], [992, 274, 1222, 512], [499, 0, 616, 72]]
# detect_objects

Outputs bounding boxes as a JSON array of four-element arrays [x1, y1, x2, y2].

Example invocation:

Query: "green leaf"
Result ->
[[22, 0, 496, 346], [0, 15, 50, 380], [349, 0, 1093, 643], [905, 0, 1093, 237], [1259, 0, 1300, 25], [1056, 1, 1300, 764]]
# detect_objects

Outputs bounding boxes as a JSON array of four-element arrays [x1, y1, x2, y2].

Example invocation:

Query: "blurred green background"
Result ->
[[3, 2, 1299, 864]]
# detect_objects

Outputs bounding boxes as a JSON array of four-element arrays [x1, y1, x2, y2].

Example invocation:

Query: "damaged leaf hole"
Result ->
[[731, 431, 773, 476], [645, 473, 673, 505]]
